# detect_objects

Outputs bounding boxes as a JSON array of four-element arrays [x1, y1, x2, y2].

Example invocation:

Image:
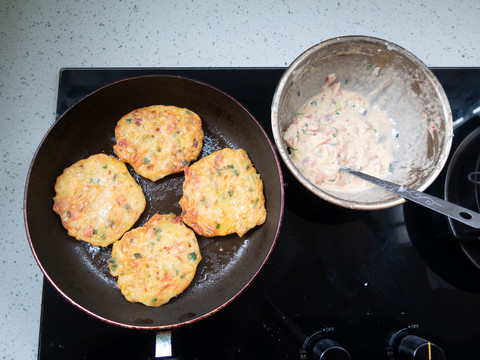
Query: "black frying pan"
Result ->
[[24, 75, 284, 329], [445, 126, 480, 267]]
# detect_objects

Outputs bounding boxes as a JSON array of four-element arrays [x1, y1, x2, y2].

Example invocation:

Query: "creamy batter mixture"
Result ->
[[283, 74, 398, 192]]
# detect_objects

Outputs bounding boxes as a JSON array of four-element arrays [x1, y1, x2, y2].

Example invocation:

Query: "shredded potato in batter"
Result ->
[[283, 74, 398, 192]]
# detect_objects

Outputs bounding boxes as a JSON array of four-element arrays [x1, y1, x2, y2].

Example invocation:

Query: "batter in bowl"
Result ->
[[283, 74, 399, 192]]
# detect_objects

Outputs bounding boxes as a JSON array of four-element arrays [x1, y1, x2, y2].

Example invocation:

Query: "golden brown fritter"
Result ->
[[179, 148, 267, 237], [109, 213, 202, 307], [113, 105, 203, 181], [53, 153, 146, 247]]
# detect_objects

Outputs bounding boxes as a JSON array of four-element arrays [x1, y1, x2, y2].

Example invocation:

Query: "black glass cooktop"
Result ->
[[38, 68, 480, 359]]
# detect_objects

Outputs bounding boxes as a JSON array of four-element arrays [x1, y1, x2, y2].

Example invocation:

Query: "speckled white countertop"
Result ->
[[1, 0, 479, 358]]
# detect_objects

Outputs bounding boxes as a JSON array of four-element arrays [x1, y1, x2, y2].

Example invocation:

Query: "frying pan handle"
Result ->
[[155, 331, 172, 358]]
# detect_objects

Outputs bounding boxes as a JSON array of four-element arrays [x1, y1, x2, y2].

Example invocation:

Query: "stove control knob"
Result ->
[[396, 334, 446, 360], [310, 338, 352, 360]]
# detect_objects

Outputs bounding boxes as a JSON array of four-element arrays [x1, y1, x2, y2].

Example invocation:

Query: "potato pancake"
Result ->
[[53, 153, 146, 247], [113, 105, 203, 181], [109, 213, 202, 307], [179, 148, 267, 237]]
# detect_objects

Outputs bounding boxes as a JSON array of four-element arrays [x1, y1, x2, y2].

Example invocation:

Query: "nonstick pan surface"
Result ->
[[24, 75, 284, 329]]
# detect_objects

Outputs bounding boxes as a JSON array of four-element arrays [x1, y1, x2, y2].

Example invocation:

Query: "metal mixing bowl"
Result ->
[[271, 35, 453, 210]]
